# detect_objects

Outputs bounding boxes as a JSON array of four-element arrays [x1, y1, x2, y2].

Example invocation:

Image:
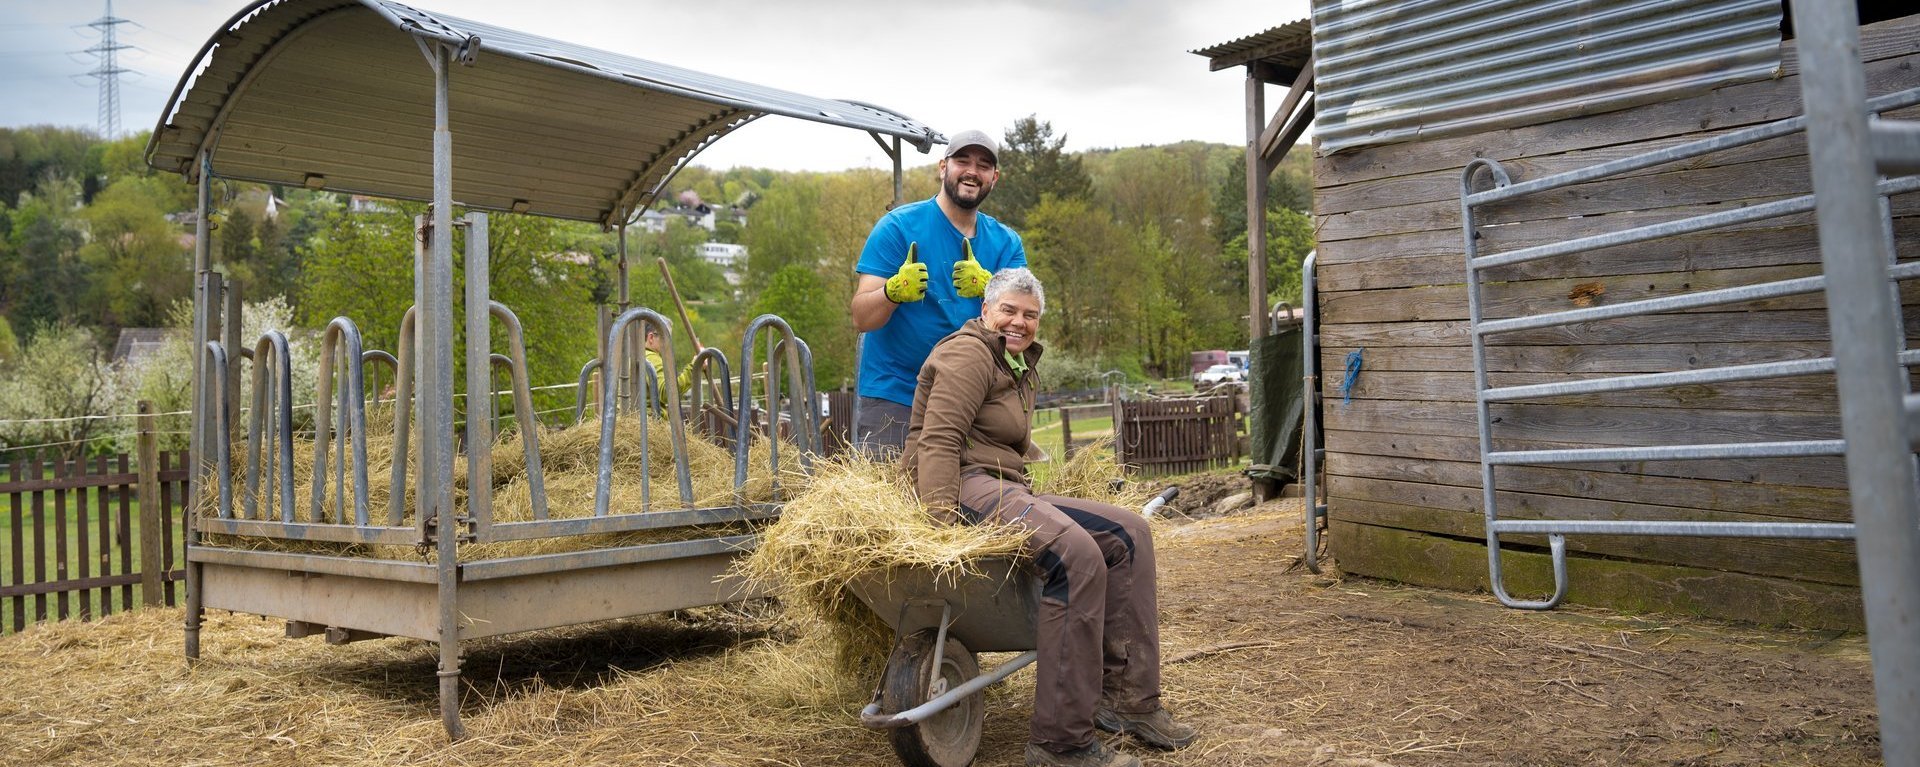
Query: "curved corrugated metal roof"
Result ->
[[145, 0, 941, 225]]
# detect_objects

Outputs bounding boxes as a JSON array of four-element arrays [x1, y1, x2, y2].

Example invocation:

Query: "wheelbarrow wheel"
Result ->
[[882, 629, 984, 767]]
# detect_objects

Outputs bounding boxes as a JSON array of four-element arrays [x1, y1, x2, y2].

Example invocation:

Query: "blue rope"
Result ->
[[1340, 349, 1364, 405]]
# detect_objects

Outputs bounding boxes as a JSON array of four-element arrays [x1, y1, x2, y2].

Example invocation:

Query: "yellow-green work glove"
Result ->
[[884, 242, 929, 303], [952, 239, 991, 299]]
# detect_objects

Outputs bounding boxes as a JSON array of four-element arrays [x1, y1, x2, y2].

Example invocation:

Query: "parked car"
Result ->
[[1195, 363, 1245, 386]]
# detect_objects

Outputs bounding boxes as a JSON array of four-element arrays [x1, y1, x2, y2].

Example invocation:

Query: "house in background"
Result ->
[[111, 327, 182, 368]]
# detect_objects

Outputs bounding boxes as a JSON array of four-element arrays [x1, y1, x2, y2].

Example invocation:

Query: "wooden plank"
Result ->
[[1320, 264, 1920, 325], [1314, 195, 1920, 288], [1326, 428, 1851, 490], [1325, 519, 1863, 630], [0, 572, 144, 599], [1322, 152, 1829, 243], [1319, 310, 1920, 348], [1318, 221, 1920, 293], [1312, 23, 1920, 188], [1316, 100, 1920, 217], [94, 455, 113, 616], [75, 457, 91, 621], [1777, 13, 1920, 76], [52, 458, 67, 621], [1321, 341, 1838, 375], [0, 471, 144, 493], [1318, 369, 1845, 413], [1319, 341, 1856, 375], [160, 451, 177, 607], [116, 453, 132, 612], [1316, 125, 1808, 217], [7, 459, 21, 632], [1320, 399, 1841, 445], [1324, 451, 1851, 522], [138, 410, 162, 609], [1327, 480, 1859, 585]]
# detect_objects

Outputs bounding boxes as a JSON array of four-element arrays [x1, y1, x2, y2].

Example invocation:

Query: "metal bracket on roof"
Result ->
[[455, 35, 482, 66], [411, 33, 478, 69]]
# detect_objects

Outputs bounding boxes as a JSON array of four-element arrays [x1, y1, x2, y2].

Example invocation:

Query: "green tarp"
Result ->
[[1246, 327, 1305, 483]]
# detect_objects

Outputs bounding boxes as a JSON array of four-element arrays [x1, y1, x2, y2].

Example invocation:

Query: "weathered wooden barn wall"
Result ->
[[1309, 15, 1920, 630]]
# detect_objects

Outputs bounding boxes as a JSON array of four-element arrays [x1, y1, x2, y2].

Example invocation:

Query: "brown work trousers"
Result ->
[[958, 472, 1162, 753]]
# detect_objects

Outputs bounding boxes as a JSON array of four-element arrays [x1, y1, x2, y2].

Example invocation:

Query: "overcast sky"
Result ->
[[1, 0, 1310, 172]]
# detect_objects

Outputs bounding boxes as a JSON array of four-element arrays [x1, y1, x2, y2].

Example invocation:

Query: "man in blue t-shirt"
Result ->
[[850, 129, 1027, 456]]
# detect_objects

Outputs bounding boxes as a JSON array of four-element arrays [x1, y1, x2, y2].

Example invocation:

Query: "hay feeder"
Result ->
[[145, 0, 940, 740]]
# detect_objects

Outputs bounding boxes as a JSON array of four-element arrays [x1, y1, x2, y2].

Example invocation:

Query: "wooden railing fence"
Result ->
[[2, 403, 190, 633]]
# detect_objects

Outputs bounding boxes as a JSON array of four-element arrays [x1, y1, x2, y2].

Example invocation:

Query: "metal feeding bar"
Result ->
[[1458, 84, 1920, 612]]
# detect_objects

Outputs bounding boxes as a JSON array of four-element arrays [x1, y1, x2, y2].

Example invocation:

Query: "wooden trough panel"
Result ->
[[194, 541, 757, 641], [1309, 14, 1920, 630]]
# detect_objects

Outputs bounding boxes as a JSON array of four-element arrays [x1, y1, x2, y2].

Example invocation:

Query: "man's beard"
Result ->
[[944, 171, 992, 210]]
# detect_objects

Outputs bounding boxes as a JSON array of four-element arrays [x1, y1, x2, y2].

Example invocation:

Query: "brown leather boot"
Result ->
[[1094, 705, 1197, 750], [1024, 740, 1142, 767]]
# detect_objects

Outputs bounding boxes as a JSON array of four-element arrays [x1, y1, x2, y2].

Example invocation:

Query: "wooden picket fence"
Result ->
[[1113, 394, 1241, 475], [2, 407, 191, 634]]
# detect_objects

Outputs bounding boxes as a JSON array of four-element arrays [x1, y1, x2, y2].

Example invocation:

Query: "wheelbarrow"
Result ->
[[849, 488, 1180, 767]]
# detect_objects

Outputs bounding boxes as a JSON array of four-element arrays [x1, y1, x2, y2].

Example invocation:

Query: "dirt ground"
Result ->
[[0, 474, 1882, 766]]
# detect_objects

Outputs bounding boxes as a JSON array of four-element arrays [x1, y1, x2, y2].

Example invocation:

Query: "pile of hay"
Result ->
[[735, 442, 1145, 681], [200, 405, 798, 561]]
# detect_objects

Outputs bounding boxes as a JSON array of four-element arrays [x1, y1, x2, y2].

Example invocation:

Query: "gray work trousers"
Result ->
[[854, 396, 912, 460], [957, 472, 1162, 753]]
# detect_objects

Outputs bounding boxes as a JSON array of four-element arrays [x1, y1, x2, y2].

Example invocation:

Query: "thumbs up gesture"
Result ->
[[951, 239, 992, 299], [884, 242, 929, 303]]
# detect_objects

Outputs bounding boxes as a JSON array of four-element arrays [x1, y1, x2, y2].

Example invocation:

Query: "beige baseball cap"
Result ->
[[943, 129, 1000, 163]]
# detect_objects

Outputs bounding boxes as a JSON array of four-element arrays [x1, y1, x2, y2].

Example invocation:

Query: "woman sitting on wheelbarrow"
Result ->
[[901, 267, 1195, 767]]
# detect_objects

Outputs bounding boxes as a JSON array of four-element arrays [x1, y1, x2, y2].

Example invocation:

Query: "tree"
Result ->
[[994, 116, 1094, 229], [1222, 207, 1317, 309], [1210, 147, 1312, 248], [815, 168, 892, 302], [0, 316, 17, 366], [748, 263, 851, 388], [5, 173, 89, 332], [298, 203, 603, 415], [633, 217, 723, 302], [0, 324, 116, 460], [80, 175, 193, 331], [0, 127, 99, 207], [1024, 195, 1134, 358], [740, 178, 825, 296]]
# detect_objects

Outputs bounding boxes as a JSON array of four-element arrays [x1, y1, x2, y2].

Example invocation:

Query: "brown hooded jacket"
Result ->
[[900, 317, 1044, 520]]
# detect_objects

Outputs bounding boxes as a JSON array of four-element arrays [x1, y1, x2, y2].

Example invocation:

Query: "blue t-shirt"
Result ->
[[856, 198, 1026, 406]]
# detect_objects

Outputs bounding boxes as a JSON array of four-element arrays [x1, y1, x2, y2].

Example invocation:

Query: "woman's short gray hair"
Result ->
[[983, 267, 1045, 313]]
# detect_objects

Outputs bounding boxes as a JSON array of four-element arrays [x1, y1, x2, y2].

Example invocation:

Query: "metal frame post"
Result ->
[[464, 212, 491, 537], [422, 41, 464, 741], [184, 150, 212, 663], [1789, 1, 1920, 761]]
